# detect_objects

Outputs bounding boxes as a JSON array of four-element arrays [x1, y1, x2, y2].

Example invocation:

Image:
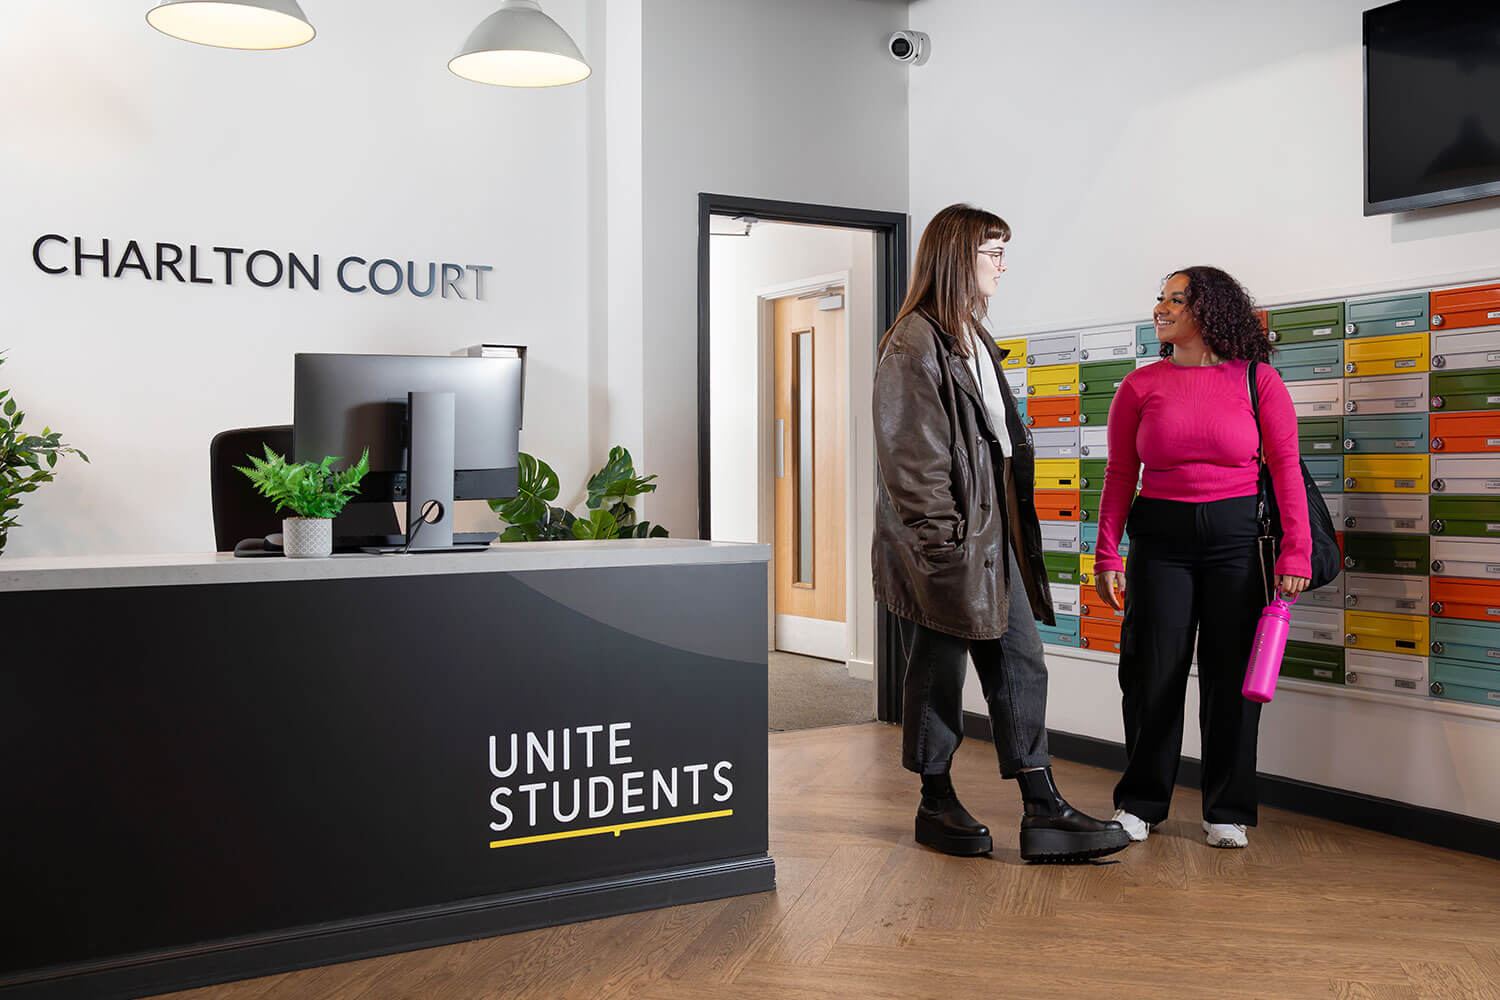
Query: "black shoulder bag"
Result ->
[[1247, 361, 1342, 605]]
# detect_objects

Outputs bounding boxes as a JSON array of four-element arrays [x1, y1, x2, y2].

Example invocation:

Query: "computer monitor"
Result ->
[[293, 352, 524, 550]]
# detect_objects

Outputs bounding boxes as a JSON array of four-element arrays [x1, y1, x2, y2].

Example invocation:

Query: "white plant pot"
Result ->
[[282, 517, 333, 558]]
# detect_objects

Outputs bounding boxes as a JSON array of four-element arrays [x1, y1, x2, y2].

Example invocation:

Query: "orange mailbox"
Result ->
[[1035, 490, 1081, 521], [1430, 411, 1500, 454], [1429, 577, 1500, 622], [1080, 617, 1123, 652], [1026, 396, 1081, 429], [1078, 601, 1126, 626], [1430, 281, 1500, 332]]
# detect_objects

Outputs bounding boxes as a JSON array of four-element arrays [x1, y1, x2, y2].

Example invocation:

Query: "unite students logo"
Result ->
[[487, 721, 735, 849]]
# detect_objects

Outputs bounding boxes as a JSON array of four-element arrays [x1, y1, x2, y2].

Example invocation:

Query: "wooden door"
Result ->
[[773, 292, 846, 658]]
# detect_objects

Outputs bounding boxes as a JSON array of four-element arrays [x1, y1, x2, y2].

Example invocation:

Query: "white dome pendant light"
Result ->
[[449, 0, 591, 88], [146, 0, 315, 51]]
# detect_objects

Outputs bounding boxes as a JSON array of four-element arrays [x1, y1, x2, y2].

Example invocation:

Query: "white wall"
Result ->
[[909, 0, 1500, 336], [0, 1, 598, 556], [707, 221, 877, 676], [919, 0, 1500, 820], [640, 0, 911, 536]]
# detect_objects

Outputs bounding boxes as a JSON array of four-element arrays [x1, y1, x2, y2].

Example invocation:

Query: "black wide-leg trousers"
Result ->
[[1113, 494, 1265, 827]]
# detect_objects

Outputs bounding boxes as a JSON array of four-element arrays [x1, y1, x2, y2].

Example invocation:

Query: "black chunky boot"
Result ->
[[1014, 767, 1131, 863], [914, 773, 993, 857]]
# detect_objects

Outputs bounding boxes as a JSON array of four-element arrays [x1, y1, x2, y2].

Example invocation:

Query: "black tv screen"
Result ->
[[1364, 0, 1500, 215]]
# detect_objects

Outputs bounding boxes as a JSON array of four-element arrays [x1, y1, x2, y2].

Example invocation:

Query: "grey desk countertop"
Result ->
[[0, 538, 771, 593]]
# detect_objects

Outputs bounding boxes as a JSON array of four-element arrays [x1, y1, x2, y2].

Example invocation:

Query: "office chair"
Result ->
[[210, 425, 296, 552]]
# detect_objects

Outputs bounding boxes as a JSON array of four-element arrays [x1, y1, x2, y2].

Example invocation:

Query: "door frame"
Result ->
[[696, 193, 908, 722], [756, 270, 852, 658]]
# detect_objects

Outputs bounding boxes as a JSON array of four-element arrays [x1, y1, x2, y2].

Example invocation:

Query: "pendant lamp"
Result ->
[[449, 0, 591, 88], [146, 0, 315, 51]]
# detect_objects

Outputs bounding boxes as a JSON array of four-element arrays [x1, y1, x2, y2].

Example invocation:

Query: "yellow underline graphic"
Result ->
[[489, 809, 733, 849]]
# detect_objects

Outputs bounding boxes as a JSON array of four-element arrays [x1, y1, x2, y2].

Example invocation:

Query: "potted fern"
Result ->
[[236, 446, 370, 558]]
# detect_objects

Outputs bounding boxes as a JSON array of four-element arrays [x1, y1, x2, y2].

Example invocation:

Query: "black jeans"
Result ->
[[898, 547, 1051, 778], [1114, 495, 1264, 826]]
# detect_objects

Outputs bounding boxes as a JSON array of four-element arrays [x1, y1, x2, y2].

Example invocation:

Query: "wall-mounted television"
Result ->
[[1364, 0, 1500, 215]]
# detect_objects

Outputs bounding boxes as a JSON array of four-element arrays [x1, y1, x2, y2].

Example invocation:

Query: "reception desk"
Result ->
[[0, 540, 773, 1000]]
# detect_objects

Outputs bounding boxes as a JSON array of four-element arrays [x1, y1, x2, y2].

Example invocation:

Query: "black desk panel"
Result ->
[[0, 560, 772, 998]]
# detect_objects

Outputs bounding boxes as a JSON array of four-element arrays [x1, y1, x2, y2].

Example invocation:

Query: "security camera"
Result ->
[[887, 30, 930, 66]]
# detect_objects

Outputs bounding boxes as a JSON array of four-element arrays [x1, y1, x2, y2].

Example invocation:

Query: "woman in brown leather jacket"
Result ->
[[872, 203, 1128, 862]]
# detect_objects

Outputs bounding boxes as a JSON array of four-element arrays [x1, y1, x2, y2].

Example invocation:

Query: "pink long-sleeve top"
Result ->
[[1093, 359, 1311, 578]]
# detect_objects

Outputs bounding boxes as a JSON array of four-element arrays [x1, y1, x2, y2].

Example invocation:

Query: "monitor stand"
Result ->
[[406, 390, 455, 550], [358, 391, 494, 555]]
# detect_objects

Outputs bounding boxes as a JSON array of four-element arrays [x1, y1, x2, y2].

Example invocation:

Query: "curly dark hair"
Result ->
[[1159, 266, 1271, 363]]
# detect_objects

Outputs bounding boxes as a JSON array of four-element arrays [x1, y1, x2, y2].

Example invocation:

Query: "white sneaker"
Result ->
[[1111, 809, 1150, 842], [1203, 821, 1248, 848]]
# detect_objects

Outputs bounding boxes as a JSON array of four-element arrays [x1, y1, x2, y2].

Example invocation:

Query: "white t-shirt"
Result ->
[[968, 342, 1013, 459]]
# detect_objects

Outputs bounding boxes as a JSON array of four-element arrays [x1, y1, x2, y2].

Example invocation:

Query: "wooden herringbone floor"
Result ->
[[159, 723, 1500, 1000]]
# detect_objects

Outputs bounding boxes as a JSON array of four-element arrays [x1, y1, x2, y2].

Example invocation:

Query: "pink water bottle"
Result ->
[[1242, 593, 1296, 703]]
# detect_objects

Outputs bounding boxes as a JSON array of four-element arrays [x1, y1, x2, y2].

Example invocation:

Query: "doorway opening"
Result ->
[[697, 194, 908, 730]]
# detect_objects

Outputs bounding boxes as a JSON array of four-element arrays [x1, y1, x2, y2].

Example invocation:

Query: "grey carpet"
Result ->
[[767, 650, 876, 732]]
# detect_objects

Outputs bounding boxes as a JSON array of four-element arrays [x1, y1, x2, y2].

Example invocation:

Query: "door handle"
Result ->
[[776, 419, 785, 479]]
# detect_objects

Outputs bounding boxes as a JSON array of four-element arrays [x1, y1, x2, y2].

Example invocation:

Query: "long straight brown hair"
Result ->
[[882, 203, 1011, 358]]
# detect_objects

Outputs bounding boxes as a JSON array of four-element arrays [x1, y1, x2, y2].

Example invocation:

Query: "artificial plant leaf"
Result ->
[[585, 446, 636, 508], [571, 506, 619, 540], [495, 453, 559, 525], [499, 523, 536, 542], [608, 500, 637, 528]]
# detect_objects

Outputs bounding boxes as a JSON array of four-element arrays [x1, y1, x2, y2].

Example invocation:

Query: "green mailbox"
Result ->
[[1298, 417, 1343, 456], [1430, 369, 1500, 412], [1267, 302, 1346, 347], [1282, 641, 1346, 685], [1079, 395, 1113, 426], [1079, 360, 1134, 398], [1078, 458, 1108, 490], [1342, 532, 1431, 576], [1044, 551, 1080, 586], [1430, 496, 1500, 539], [1079, 490, 1102, 523]]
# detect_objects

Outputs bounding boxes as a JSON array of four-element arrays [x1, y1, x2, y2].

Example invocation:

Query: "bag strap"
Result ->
[[1246, 361, 1272, 532], [1246, 359, 1265, 466]]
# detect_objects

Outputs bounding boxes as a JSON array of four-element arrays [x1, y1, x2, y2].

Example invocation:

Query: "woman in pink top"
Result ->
[[1093, 267, 1311, 850]]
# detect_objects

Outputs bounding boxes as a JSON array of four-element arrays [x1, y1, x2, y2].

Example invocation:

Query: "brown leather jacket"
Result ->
[[872, 310, 1055, 639]]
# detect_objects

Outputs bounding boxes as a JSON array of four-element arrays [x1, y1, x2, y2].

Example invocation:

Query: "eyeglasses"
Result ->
[[977, 248, 1006, 265]]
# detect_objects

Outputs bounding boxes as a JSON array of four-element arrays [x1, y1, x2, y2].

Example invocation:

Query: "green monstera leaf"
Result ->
[[490, 453, 560, 526], [585, 446, 657, 514], [491, 446, 668, 544], [620, 521, 668, 539], [571, 507, 619, 540]]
